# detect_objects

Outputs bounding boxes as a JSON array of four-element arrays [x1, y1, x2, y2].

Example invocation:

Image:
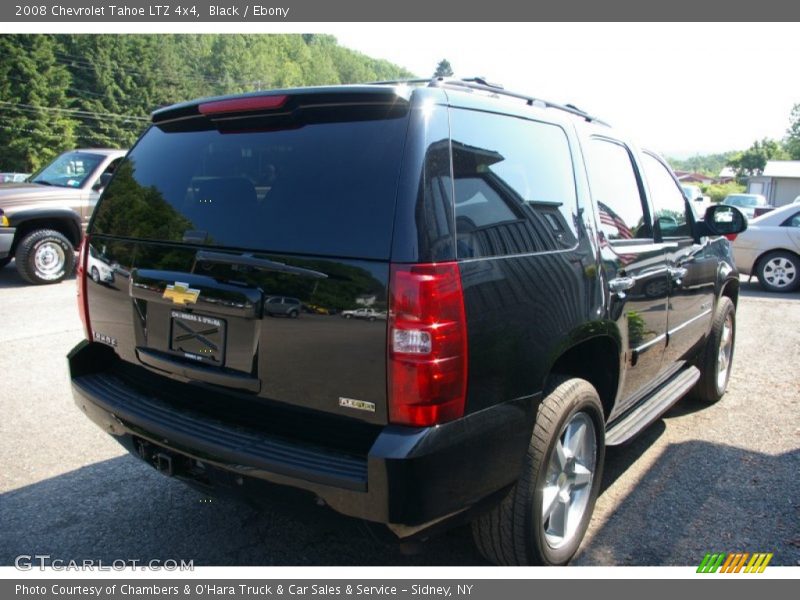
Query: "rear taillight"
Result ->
[[724, 233, 738, 242], [388, 262, 468, 427], [76, 236, 92, 340]]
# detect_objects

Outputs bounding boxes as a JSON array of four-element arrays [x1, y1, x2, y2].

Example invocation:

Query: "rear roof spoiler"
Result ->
[[151, 85, 414, 125]]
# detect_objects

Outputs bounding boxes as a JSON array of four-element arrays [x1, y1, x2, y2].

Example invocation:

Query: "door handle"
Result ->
[[609, 276, 635, 299]]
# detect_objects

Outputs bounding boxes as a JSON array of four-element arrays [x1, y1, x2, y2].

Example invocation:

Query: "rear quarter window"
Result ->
[[91, 113, 410, 260], [450, 109, 579, 258]]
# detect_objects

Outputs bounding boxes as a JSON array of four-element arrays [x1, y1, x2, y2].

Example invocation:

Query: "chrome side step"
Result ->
[[606, 366, 701, 446]]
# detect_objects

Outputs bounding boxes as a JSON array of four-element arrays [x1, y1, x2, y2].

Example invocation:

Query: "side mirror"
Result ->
[[92, 172, 112, 192], [700, 204, 747, 237]]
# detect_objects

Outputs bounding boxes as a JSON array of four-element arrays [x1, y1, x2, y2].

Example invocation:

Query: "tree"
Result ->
[[667, 151, 739, 177], [0, 34, 416, 168], [434, 59, 454, 78], [785, 103, 800, 160], [0, 35, 77, 171], [727, 138, 789, 179]]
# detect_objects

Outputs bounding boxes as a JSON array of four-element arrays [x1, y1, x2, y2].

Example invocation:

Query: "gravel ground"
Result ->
[[0, 261, 798, 566]]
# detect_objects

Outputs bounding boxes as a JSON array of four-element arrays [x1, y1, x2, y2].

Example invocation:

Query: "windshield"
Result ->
[[31, 152, 105, 188], [92, 112, 409, 259]]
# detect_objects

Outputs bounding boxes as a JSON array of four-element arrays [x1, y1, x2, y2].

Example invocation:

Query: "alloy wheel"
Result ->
[[541, 411, 597, 549]]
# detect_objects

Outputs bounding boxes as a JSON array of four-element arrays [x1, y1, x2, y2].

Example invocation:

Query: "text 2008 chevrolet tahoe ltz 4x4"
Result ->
[[68, 79, 747, 565]]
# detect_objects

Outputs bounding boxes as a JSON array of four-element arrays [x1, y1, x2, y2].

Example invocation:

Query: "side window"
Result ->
[[641, 153, 692, 238], [585, 139, 651, 241], [450, 109, 579, 258], [784, 212, 800, 228]]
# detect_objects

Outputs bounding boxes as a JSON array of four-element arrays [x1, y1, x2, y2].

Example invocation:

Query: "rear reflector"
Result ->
[[388, 262, 468, 427], [76, 236, 92, 340], [198, 95, 288, 115]]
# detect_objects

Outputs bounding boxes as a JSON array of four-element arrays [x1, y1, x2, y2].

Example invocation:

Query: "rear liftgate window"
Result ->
[[92, 107, 409, 259]]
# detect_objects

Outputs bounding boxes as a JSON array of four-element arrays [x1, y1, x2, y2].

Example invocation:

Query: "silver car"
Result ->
[[722, 193, 769, 219], [731, 203, 800, 292]]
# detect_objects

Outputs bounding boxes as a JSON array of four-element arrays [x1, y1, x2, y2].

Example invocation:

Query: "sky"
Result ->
[[327, 23, 800, 158], [8, 21, 800, 158]]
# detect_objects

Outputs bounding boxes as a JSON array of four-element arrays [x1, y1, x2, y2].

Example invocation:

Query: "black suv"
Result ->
[[68, 78, 746, 565]]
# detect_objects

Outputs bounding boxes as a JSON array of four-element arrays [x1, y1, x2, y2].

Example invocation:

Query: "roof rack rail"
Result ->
[[368, 76, 608, 126]]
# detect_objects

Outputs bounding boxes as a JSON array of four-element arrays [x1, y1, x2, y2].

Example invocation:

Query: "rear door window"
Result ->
[[91, 113, 409, 259], [450, 109, 579, 258], [584, 139, 652, 241]]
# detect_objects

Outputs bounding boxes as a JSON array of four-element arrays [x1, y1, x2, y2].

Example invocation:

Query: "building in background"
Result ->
[[747, 161, 800, 207]]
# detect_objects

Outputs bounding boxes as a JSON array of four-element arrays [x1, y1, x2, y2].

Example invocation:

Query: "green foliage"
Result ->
[[785, 103, 800, 160], [666, 152, 739, 177], [703, 181, 746, 204], [434, 59, 454, 78], [727, 138, 789, 179], [0, 35, 77, 171], [0, 34, 414, 172]]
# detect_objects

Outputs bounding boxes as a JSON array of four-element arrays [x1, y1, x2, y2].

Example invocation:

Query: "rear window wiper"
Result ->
[[194, 250, 328, 279]]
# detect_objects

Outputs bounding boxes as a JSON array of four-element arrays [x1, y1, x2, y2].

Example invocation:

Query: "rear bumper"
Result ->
[[69, 341, 535, 537], [0, 226, 15, 258]]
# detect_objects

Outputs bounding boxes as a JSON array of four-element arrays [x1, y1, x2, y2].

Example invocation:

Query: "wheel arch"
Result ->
[[753, 247, 800, 276], [543, 332, 621, 421], [9, 210, 82, 254], [719, 276, 740, 308]]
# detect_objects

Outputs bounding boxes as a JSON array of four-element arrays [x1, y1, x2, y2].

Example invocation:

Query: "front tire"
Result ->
[[756, 251, 800, 292], [472, 377, 605, 565], [15, 229, 74, 285], [692, 296, 735, 404]]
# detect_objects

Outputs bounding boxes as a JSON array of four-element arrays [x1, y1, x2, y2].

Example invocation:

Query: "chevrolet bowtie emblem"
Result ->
[[163, 282, 200, 305]]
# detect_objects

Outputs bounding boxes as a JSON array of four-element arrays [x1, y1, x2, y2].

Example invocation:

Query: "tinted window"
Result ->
[[585, 139, 650, 241], [92, 114, 409, 259], [785, 212, 800, 228], [450, 109, 578, 258], [642, 153, 691, 238]]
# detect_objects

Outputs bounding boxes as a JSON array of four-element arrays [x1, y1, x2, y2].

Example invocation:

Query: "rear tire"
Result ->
[[15, 229, 74, 285], [692, 296, 735, 404], [756, 251, 800, 292], [471, 377, 605, 565]]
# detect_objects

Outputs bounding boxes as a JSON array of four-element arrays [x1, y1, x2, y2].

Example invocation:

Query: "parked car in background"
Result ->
[[303, 303, 333, 315], [722, 193, 771, 219], [264, 296, 302, 318], [86, 243, 115, 284], [0, 148, 127, 284], [731, 203, 800, 292], [0, 173, 30, 183], [341, 307, 387, 321]]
